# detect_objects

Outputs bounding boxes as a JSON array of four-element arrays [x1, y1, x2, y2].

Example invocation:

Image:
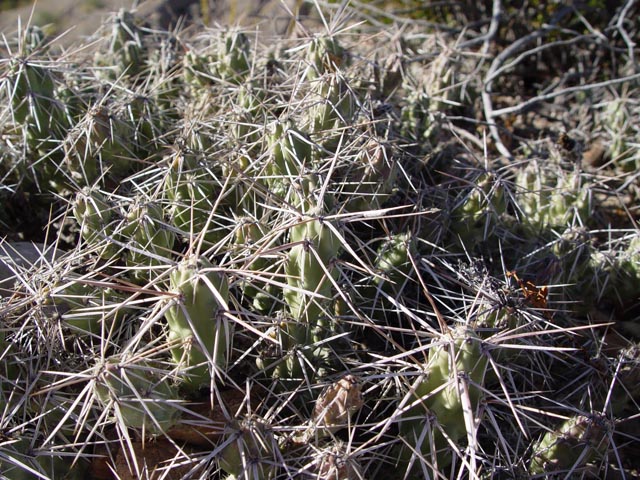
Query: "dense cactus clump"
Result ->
[[0, 2, 639, 479]]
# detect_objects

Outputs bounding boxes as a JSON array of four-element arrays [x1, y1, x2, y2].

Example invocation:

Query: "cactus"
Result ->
[[54, 280, 132, 336], [164, 150, 224, 245], [602, 96, 638, 171], [305, 36, 349, 80], [399, 327, 488, 471], [529, 414, 610, 475], [218, 418, 277, 479], [122, 199, 176, 282], [73, 187, 121, 260], [339, 138, 397, 213], [450, 171, 508, 247], [265, 121, 312, 199], [5, 57, 71, 174], [284, 212, 341, 329], [94, 9, 147, 79], [233, 217, 277, 313], [373, 231, 416, 295], [165, 256, 231, 392], [207, 31, 252, 85], [305, 73, 356, 152], [93, 355, 182, 435], [1, 5, 639, 479], [515, 161, 591, 233]]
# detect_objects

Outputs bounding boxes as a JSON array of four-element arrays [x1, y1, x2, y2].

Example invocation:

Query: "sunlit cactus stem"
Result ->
[[165, 256, 231, 392], [93, 355, 182, 436], [73, 187, 121, 260], [284, 213, 341, 329], [122, 200, 176, 282], [399, 327, 488, 470]]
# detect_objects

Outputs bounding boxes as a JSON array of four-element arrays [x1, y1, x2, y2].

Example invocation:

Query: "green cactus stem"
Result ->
[[284, 213, 341, 329], [122, 200, 176, 282], [93, 355, 182, 436], [165, 256, 231, 392], [73, 187, 121, 260], [164, 150, 224, 244], [218, 418, 277, 480], [399, 327, 488, 471], [529, 414, 610, 475]]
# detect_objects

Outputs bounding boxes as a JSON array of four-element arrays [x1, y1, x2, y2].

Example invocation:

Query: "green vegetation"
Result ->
[[0, 2, 639, 479]]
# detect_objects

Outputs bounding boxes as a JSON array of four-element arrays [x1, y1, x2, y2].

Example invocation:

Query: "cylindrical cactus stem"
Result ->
[[165, 256, 231, 392], [7, 58, 56, 125], [93, 354, 182, 436], [266, 121, 312, 198], [54, 279, 132, 336], [284, 211, 341, 329], [122, 200, 176, 282], [218, 418, 276, 480], [73, 187, 121, 260], [233, 217, 276, 313], [94, 9, 146, 78], [164, 149, 223, 244], [341, 138, 396, 212], [305, 73, 355, 151], [7, 57, 70, 164], [373, 231, 417, 295], [183, 49, 214, 90], [215, 31, 251, 84], [448, 170, 508, 249], [400, 327, 488, 470], [515, 161, 591, 233], [304, 36, 349, 80], [529, 414, 610, 475]]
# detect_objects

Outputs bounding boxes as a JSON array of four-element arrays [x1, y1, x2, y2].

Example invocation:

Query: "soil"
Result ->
[[0, 0, 297, 45]]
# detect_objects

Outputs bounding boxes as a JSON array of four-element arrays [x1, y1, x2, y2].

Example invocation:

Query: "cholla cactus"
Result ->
[[183, 49, 217, 92], [601, 95, 639, 171], [266, 121, 312, 198], [399, 326, 488, 471], [608, 343, 640, 416], [339, 138, 397, 212], [304, 36, 350, 80], [164, 149, 223, 244], [64, 104, 142, 185], [5, 57, 71, 173], [584, 233, 640, 312], [93, 355, 182, 436], [214, 31, 252, 84], [94, 9, 147, 79], [54, 280, 132, 336], [284, 212, 341, 328], [165, 256, 231, 391], [233, 217, 276, 312], [122, 199, 176, 282], [73, 187, 121, 260], [218, 417, 277, 479], [529, 414, 610, 475], [450, 171, 508, 246], [515, 161, 591, 233], [305, 73, 356, 152], [373, 231, 416, 296]]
